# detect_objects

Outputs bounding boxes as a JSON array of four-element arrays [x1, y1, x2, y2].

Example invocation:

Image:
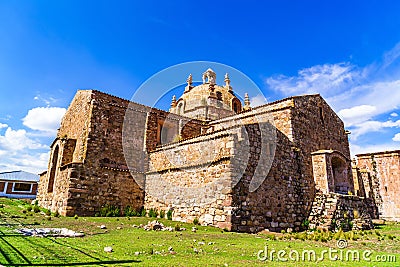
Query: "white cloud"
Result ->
[[329, 80, 400, 114], [0, 151, 49, 174], [391, 112, 398, 117], [250, 94, 268, 107], [22, 107, 66, 134], [337, 105, 377, 127], [0, 127, 46, 151], [350, 119, 400, 140], [393, 133, 400, 142], [266, 62, 361, 97], [0, 123, 7, 129], [382, 42, 400, 69], [0, 127, 49, 173]]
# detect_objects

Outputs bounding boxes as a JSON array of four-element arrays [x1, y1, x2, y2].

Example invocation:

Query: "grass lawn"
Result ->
[[1, 198, 400, 266]]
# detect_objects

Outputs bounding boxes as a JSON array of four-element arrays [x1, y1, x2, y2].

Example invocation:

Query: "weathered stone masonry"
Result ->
[[37, 69, 376, 232], [354, 150, 400, 221]]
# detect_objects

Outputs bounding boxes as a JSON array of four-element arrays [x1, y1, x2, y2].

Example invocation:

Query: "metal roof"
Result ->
[[0, 171, 40, 182]]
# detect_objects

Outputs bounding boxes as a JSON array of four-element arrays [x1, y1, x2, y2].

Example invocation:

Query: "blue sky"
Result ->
[[1, 0, 400, 173]]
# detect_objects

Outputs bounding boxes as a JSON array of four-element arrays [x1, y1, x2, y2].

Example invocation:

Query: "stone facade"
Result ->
[[354, 150, 400, 221], [37, 69, 376, 232]]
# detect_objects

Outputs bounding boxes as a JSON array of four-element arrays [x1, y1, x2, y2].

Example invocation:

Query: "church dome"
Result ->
[[169, 69, 246, 121]]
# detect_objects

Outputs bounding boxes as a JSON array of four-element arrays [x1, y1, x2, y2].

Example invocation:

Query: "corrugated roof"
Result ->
[[0, 171, 40, 182]]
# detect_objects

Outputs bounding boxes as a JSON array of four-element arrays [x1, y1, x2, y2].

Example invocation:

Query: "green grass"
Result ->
[[1, 198, 400, 266]]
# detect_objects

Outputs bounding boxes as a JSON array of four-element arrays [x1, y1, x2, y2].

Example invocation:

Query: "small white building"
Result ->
[[0, 171, 39, 199]]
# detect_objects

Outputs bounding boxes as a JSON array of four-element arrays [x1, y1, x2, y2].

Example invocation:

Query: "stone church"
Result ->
[[37, 68, 376, 232]]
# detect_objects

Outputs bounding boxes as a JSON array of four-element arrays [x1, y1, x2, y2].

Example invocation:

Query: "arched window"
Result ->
[[216, 91, 223, 101], [177, 103, 183, 115], [232, 99, 242, 113], [48, 145, 59, 193]]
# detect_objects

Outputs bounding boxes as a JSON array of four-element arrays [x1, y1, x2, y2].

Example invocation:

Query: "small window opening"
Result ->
[[319, 107, 325, 125], [216, 91, 223, 101]]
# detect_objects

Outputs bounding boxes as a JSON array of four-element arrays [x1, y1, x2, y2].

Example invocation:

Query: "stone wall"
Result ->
[[311, 150, 353, 194], [37, 89, 361, 232], [57, 90, 94, 162], [145, 130, 235, 229], [37, 139, 73, 214], [38, 90, 206, 216], [145, 96, 306, 232], [356, 150, 400, 221], [308, 192, 373, 231]]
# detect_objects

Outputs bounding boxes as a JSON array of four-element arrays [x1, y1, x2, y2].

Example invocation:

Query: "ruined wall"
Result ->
[[145, 131, 234, 229], [39, 89, 206, 216], [145, 97, 311, 233], [292, 95, 351, 172], [37, 91, 94, 212], [57, 90, 94, 162], [37, 139, 72, 213], [308, 192, 373, 231], [292, 95, 350, 159], [65, 91, 146, 215], [356, 151, 400, 221], [37, 90, 358, 231], [312, 150, 353, 194]]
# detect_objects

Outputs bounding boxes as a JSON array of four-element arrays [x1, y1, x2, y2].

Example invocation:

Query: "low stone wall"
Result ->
[[308, 192, 374, 231]]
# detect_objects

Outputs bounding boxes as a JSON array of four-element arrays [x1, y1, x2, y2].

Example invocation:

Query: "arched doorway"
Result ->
[[331, 156, 349, 194]]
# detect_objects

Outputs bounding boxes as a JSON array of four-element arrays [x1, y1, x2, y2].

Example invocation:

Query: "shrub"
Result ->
[[193, 217, 200, 225], [333, 228, 345, 240], [167, 209, 173, 220], [99, 204, 121, 217], [174, 223, 181, 231], [301, 219, 310, 229], [148, 208, 158, 218], [74, 214, 78, 220], [124, 206, 138, 217], [45, 209, 51, 216], [33, 205, 40, 213], [159, 210, 165, 219], [27, 206, 32, 212], [140, 208, 147, 217], [54, 210, 60, 218]]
